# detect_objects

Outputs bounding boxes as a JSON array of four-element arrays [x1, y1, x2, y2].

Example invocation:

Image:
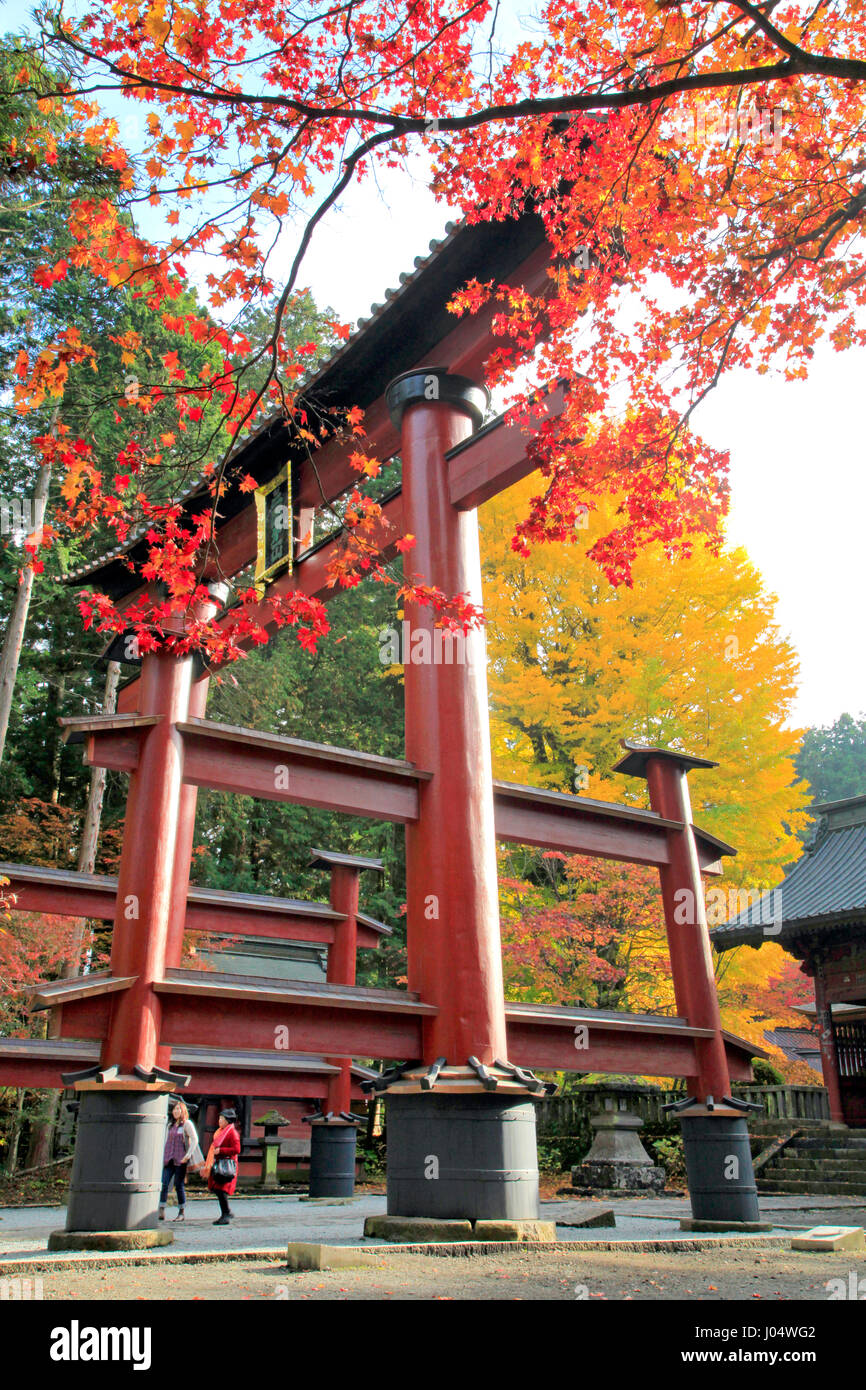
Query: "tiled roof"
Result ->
[[763, 1027, 822, 1074], [712, 814, 866, 951], [64, 210, 547, 593]]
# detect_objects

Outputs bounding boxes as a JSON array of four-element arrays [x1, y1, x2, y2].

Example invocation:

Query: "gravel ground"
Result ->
[[24, 1244, 866, 1301]]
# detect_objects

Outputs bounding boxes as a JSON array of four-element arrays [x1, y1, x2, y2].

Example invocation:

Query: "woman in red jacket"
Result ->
[[202, 1107, 241, 1225]]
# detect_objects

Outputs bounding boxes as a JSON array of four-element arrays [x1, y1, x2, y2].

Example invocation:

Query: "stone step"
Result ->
[[757, 1177, 866, 1196], [769, 1164, 866, 1181], [783, 1151, 866, 1166], [780, 1156, 866, 1170], [779, 1149, 866, 1161], [783, 1156, 866, 1167], [786, 1136, 866, 1151]]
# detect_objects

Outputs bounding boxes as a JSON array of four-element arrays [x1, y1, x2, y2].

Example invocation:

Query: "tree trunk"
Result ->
[[0, 458, 51, 768], [49, 671, 67, 806], [3, 1090, 25, 1177], [72, 660, 121, 883], [24, 661, 121, 1170]]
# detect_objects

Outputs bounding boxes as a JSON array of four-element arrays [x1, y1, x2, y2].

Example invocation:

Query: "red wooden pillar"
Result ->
[[103, 648, 193, 1075], [375, 370, 541, 1226], [163, 667, 212, 976], [615, 742, 760, 1226], [104, 587, 224, 1076], [813, 959, 846, 1124], [617, 743, 732, 1100], [63, 590, 225, 1239], [311, 848, 384, 1114], [388, 368, 507, 1065]]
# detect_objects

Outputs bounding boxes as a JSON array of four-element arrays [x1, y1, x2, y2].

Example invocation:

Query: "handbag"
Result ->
[[212, 1154, 237, 1180]]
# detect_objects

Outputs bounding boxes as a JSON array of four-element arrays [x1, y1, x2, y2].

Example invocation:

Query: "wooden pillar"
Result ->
[[813, 958, 846, 1124], [311, 848, 383, 1114], [616, 743, 732, 1101], [163, 669, 211, 971], [614, 743, 762, 1225], [387, 368, 507, 1065], [102, 647, 193, 1075], [104, 588, 224, 1075]]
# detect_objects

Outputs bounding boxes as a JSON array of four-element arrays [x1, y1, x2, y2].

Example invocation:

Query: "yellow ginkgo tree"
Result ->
[[481, 478, 815, 1067]]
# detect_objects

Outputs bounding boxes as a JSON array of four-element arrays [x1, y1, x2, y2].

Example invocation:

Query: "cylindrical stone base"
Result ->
[[308, 1121, 358, 1199], [386, 1092, 540, 1221], [65, 1089, 168, 1233], [680, 1113, 760, 1224]]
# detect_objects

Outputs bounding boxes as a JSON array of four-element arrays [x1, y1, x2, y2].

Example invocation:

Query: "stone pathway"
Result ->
[[1, 1191, 863, 1264]]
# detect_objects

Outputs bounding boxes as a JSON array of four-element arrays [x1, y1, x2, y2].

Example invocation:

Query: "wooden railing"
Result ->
[[536, 1084, 830, 1134], [730, 1085, 830, 1122]]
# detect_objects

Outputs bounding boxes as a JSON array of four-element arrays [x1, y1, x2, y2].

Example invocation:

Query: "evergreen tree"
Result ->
[[795, 713, 866, 805]]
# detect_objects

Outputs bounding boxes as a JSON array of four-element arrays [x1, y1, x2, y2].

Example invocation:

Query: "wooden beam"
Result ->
[[61, 714, 159, 771], [1, 862, 388, 948], [156, 969, 435, 1059], [0, 1037, 369, 1098], [492, 780, 727, 874], [56, 996, 113, 1040], [505, 1002, 757, 1077], [43, 728, 737, 871], [0, 1037, 99, 1089], [30, 972, 135, 1011], [62, 714, 428, 819], [446, 384, 567, 511], [178, 718, 429, 821], [1, 862, 119, 922], [169, 1045, 351, 1100], [505, 1002, 709, 1077], [494, 780, 674, 866]]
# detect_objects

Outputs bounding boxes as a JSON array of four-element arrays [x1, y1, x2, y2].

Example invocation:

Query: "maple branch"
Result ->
[[725, 0, 822, 64], [44, 18, 866, 140]]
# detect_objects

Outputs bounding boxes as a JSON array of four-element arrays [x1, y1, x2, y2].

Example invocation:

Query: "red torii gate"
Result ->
[[5, 207, 762, 1240]]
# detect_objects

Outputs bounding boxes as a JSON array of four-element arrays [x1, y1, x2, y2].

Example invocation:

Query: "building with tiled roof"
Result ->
[[713, 796, 866, 1127]]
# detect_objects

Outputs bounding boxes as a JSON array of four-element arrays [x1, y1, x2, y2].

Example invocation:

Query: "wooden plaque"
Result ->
[[254, 465, 292, 586]]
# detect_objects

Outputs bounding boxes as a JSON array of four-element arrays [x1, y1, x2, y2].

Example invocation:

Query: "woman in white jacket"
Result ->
[[158, 1100, 203, 1222]]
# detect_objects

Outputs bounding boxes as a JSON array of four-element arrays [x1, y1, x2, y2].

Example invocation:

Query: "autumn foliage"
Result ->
[[483, 476, 815, 1074], [4, 2, 864, 662]]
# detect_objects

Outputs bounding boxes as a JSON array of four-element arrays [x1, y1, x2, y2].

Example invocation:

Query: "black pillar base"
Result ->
[[386, 1091, 540, 1222], [65, 1088, 169, 1233], [680, 1113, 761, 1225], [307, 1116, 360, 1199]]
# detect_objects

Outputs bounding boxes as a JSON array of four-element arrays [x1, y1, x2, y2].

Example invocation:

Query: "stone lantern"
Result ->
[[570, 1082, 666, 1194], [254, 1109, 290, 1189]]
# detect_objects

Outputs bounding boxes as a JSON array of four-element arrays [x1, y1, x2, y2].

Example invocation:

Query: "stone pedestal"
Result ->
[[570, 1083, 665, 1195], [373, 1062, 548, 1222], [306, 1113, 361, 1199], [679, 1110, 760, 1224], [255, 1109, 290, 1189], [49, 1078, 175, 1251]]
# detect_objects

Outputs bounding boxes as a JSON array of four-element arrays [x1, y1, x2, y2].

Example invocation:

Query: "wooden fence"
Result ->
[[536, 1085, 830, 1134]]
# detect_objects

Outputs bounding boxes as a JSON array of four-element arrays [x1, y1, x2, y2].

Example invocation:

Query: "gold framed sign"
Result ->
[[254, 465, 293, 587]]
